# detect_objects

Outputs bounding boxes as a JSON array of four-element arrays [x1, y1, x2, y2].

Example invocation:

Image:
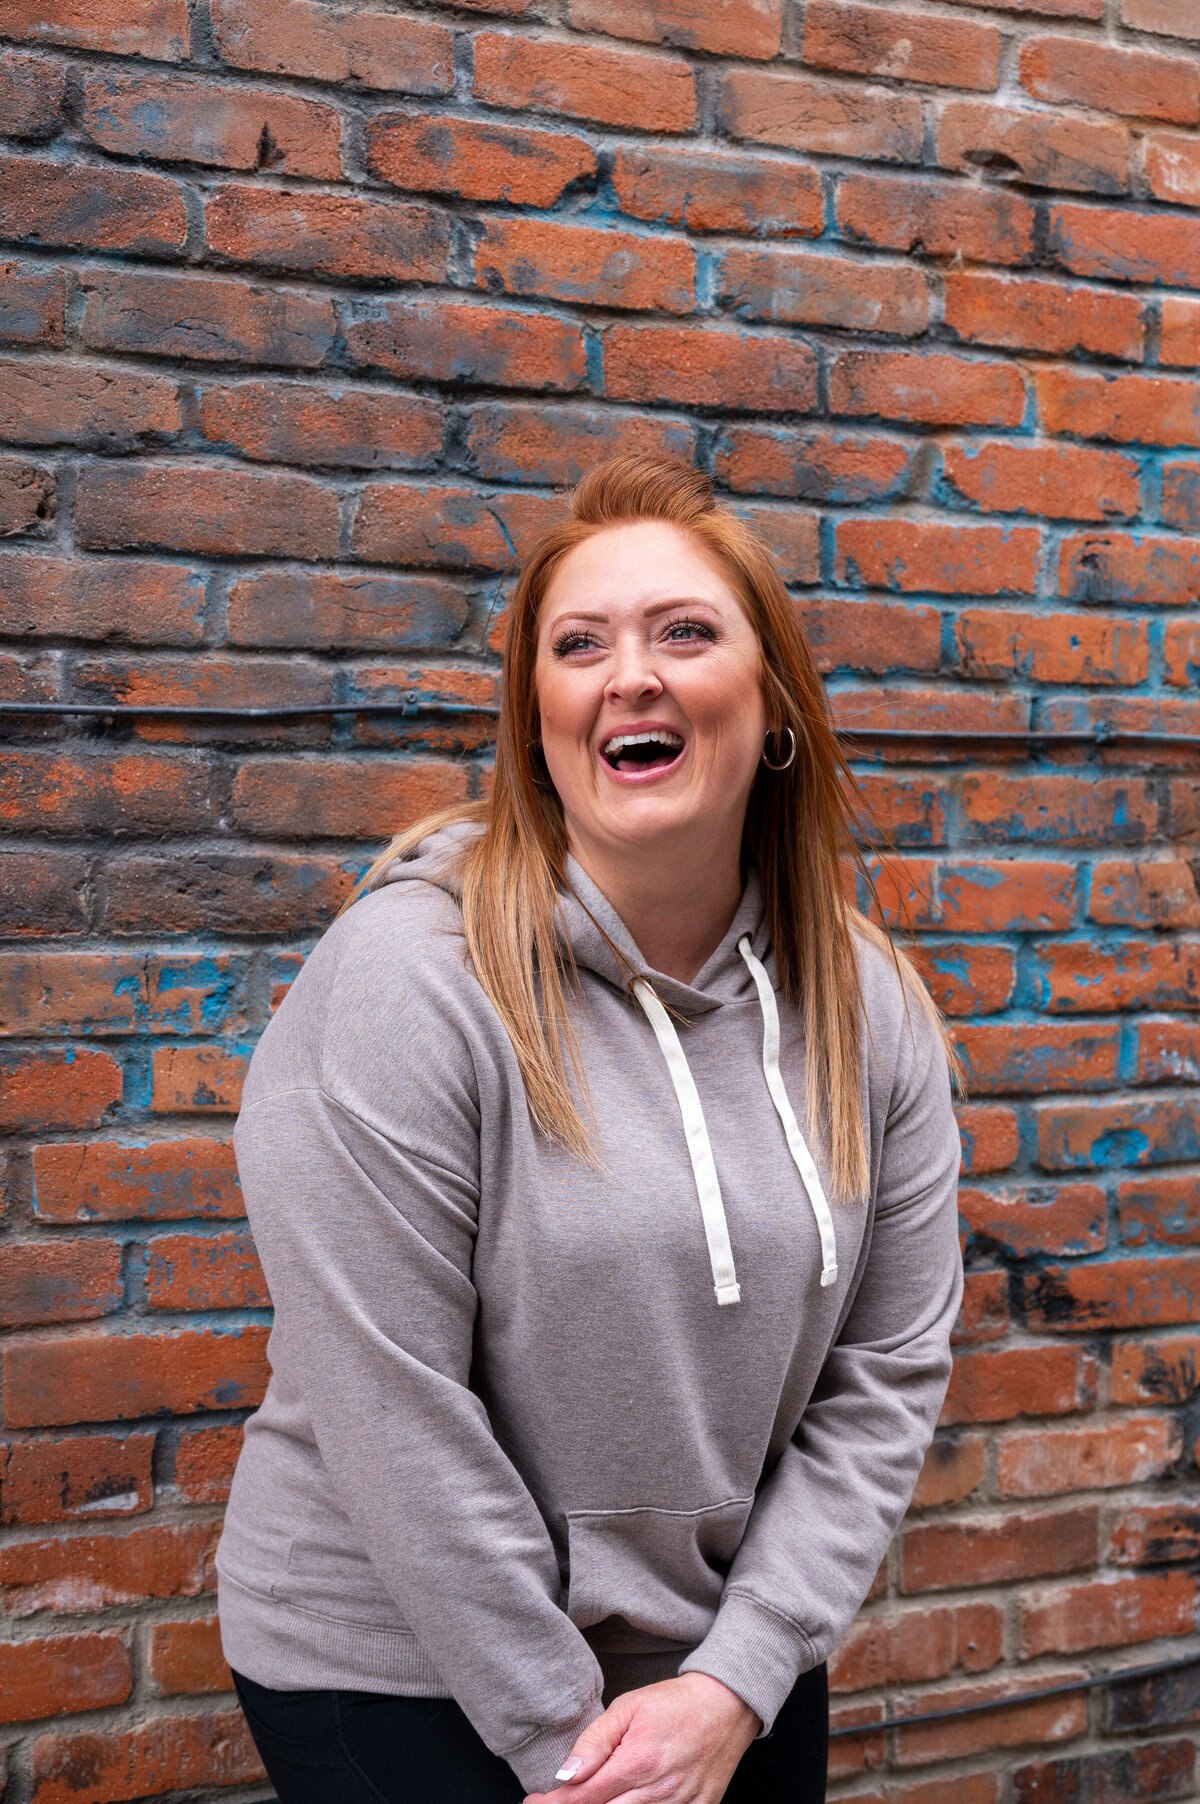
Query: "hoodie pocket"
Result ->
[[565, 1497, 754, 1648]]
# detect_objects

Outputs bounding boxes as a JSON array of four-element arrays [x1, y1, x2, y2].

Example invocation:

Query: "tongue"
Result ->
[[617, 748, 675, 772]]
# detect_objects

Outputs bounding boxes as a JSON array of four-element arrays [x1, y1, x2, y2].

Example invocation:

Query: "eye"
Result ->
[[552, 629, 598, 657], [663, 616, 715, 644]]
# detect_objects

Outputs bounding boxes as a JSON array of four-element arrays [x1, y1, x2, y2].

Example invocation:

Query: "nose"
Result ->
[[604, 631, 663, 706]]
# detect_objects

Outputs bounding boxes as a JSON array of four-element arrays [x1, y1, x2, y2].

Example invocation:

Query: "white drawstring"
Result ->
[[632, 979, 742, 1307], [737, 936, 839, 1288]]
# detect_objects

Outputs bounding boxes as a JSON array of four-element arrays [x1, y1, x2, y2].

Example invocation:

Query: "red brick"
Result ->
[[945, 271, 1144, 362], [173, 1422, 243, 1504], [805, 1, 998, 90], [150, 1047, 248, 1116], [0, 354, 180, 452], [612, 146, 822, 237], [1112, 1333, 1200, 1405], [474, 31, 695, 133], [105, 850, 356, 935], [1037, 938, 1200, 1014], [0, 1630, 130, 1726], [475, 216, 694, 314], [1169, 780, 1200, 840], [367, 112, 594, 207], [851, 1781, 1000, 1804], [799, 600, 940, 676], [957, 1276, 1010, 1354], [0, 950, 243, 1038], [722, 70, 924, 164], [230, 754, 471, 839], [148, 1615, 232, 1696], [854, 774, 947, 846], [0, 1048, 122, 1133], [211, 0, 452, 93], [76, 462, 339, 561], [206, 183, 449, 284], [938, 101, 1130, 196], [836, 519, 1039, 595], [1061, 532, 1200, 607], [719, 245, 927, 337], [0, 0, 188, 58], [1050, 202, 1200, 289], [837, 173, 1033, 267], [941, 861, 1077, 933], [1160, 297, 1200, 370], [949, 441, 1140, 524], [913, 943, 1015, 1014], [1039, 1096, 1200, 1172], [462, 402, 692, 488], [1119, 1177, 1200, 1251], [955, 1023, 1119, 1095], [957, 608, 1147, 685], [0, 260, 66, 347], [830, 350, 1025, 428], [962, 775, 1156, 847], [717, 426, 916, 504], [0, 553, 205, 646], [1138, 1022, 1200, 1086], [1110, 1504, 1200, 1568], [0, 1434, 153, 1525], [1024, 1257, 1200, 1333], [1123, 0, 1200, 34], [0, 454, 52, 534], [353, 481, 562, 570], [604, 323, 816, 414], [31, 1708, 263, 1804], [198, 380, 441, 471], [565, 0, 781, 57], [346, 295, 585, 392], [82, 72, 341, 176], [0, 154, 185, 256], [1163, 461, 1200, 531], [1146, 131, 1200, 208], [0, 52, 65, 137], [896, 1678, 1087, 1767], [957, 1105, 1019, 1175], [0, 850, 87, 937], [1044, 368, 1200, 450], [33, 1139, 240, 1224], [1021, 1572, 1197, 1659], [227, 570, 468, 654], [2, 1326, 270, 1428], [960, 1183, 1107, 1259], [144, 1231, 267, 1311], [80, 265, 335, 369], [911, 1433, 987, 1508], [903, 1507, 1099, 1593], [1091, 860, 1200, 929], [0, 1520, 217, 1618], [830, 1600, 1002, 1693], [0, 1242, 123, 1330], [943, 1345, 1096, 1426], [1014, 1739, 1197, 1804], [1022, 34, 1199, 126]]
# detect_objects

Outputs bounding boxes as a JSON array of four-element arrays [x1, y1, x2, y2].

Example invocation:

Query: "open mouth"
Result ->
[[600, 730, 685, 775]]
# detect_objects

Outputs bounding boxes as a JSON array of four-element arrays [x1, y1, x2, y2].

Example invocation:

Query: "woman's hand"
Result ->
[[524, 1672, 761, 1804]]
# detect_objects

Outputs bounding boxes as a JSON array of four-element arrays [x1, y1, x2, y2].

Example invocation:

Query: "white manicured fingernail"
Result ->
[[555, 1758, 582, 1781]]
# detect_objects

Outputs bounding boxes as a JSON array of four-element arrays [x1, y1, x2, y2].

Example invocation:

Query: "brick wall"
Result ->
[[1, 1, 1199, 1800]]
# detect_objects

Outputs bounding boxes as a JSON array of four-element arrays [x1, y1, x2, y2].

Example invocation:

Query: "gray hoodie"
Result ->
[[216, 827, 963, 1794]]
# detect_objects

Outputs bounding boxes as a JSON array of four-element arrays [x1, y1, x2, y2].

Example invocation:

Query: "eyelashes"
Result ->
[[551, 616, 717, 658]]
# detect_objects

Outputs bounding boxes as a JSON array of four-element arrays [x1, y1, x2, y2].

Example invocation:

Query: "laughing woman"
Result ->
[[217, 456, 963, 1804]]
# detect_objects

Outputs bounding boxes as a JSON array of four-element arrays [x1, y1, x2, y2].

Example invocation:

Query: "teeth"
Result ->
[[602, 731, 684, 756]]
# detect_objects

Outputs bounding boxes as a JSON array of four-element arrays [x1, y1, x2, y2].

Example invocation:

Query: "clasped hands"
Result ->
[[524, 1672, 761, 1804]]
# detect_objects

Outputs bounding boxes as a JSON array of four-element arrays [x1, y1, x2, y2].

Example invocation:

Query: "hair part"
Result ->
[[344, 455, 957, 1201]]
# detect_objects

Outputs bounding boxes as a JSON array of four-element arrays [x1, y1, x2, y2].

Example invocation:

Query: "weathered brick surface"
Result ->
[[0, 4, 1196, 1797]]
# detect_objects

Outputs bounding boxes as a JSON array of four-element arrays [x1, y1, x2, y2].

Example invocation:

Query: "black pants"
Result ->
[[233, 1664, 828, 1804]]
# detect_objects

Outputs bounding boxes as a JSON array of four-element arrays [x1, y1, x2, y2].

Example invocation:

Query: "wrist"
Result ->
[[674, 1670, 762, 1735]]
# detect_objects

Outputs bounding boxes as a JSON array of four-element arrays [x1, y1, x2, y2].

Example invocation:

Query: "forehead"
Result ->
[[541, 520, 744, 622]]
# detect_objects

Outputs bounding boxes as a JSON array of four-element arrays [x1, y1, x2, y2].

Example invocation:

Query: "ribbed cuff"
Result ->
[[506, 1697, 605, 1796], [677, 1591, 815, 1736]]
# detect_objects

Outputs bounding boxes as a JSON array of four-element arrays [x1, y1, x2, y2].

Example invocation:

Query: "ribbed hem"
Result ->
[[506, 1700, 605, 1796], [677, 1590, 815, 1736], [218, 1568, 451, 1694]]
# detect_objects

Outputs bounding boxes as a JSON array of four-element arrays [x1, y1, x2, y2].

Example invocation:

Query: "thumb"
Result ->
[[554, 1694, 637, 1786]]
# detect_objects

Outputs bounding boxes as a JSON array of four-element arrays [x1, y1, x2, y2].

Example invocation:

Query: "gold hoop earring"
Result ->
[[762, 728, 796, 772]]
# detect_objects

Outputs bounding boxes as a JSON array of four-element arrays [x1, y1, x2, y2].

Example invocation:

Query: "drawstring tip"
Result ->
[[820, 1266, 838, 1288], [715, 1282, 742, 1306]]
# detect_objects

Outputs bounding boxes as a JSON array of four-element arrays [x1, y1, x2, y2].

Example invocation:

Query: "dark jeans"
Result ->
[[233, 1664, 828, 1804]]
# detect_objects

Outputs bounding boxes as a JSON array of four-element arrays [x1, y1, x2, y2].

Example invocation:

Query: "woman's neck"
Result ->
[[569, 839, 744, 986]]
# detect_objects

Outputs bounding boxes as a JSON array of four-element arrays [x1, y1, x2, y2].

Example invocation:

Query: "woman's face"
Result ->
[[535, 520, 770, 863]]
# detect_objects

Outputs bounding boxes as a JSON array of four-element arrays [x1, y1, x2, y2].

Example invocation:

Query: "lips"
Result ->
[[600, 728, 685, 775]]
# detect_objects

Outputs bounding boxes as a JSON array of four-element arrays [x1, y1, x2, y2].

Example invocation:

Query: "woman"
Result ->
[[217, 456, 963, 1804]]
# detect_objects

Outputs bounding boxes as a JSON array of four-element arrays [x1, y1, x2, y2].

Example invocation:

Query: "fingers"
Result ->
[[556, 1694, 637, 1787]]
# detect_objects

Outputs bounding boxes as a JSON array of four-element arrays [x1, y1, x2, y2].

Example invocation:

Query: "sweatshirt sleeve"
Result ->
[[231, 905, 605, 1793], [677, 988, 963, 1731]]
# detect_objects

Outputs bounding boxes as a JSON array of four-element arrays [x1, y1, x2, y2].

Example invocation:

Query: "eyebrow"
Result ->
[[545, 596, 721, 624]]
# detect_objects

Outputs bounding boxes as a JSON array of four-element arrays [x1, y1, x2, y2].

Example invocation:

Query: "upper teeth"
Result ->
[[603, 731, 684, 756]]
